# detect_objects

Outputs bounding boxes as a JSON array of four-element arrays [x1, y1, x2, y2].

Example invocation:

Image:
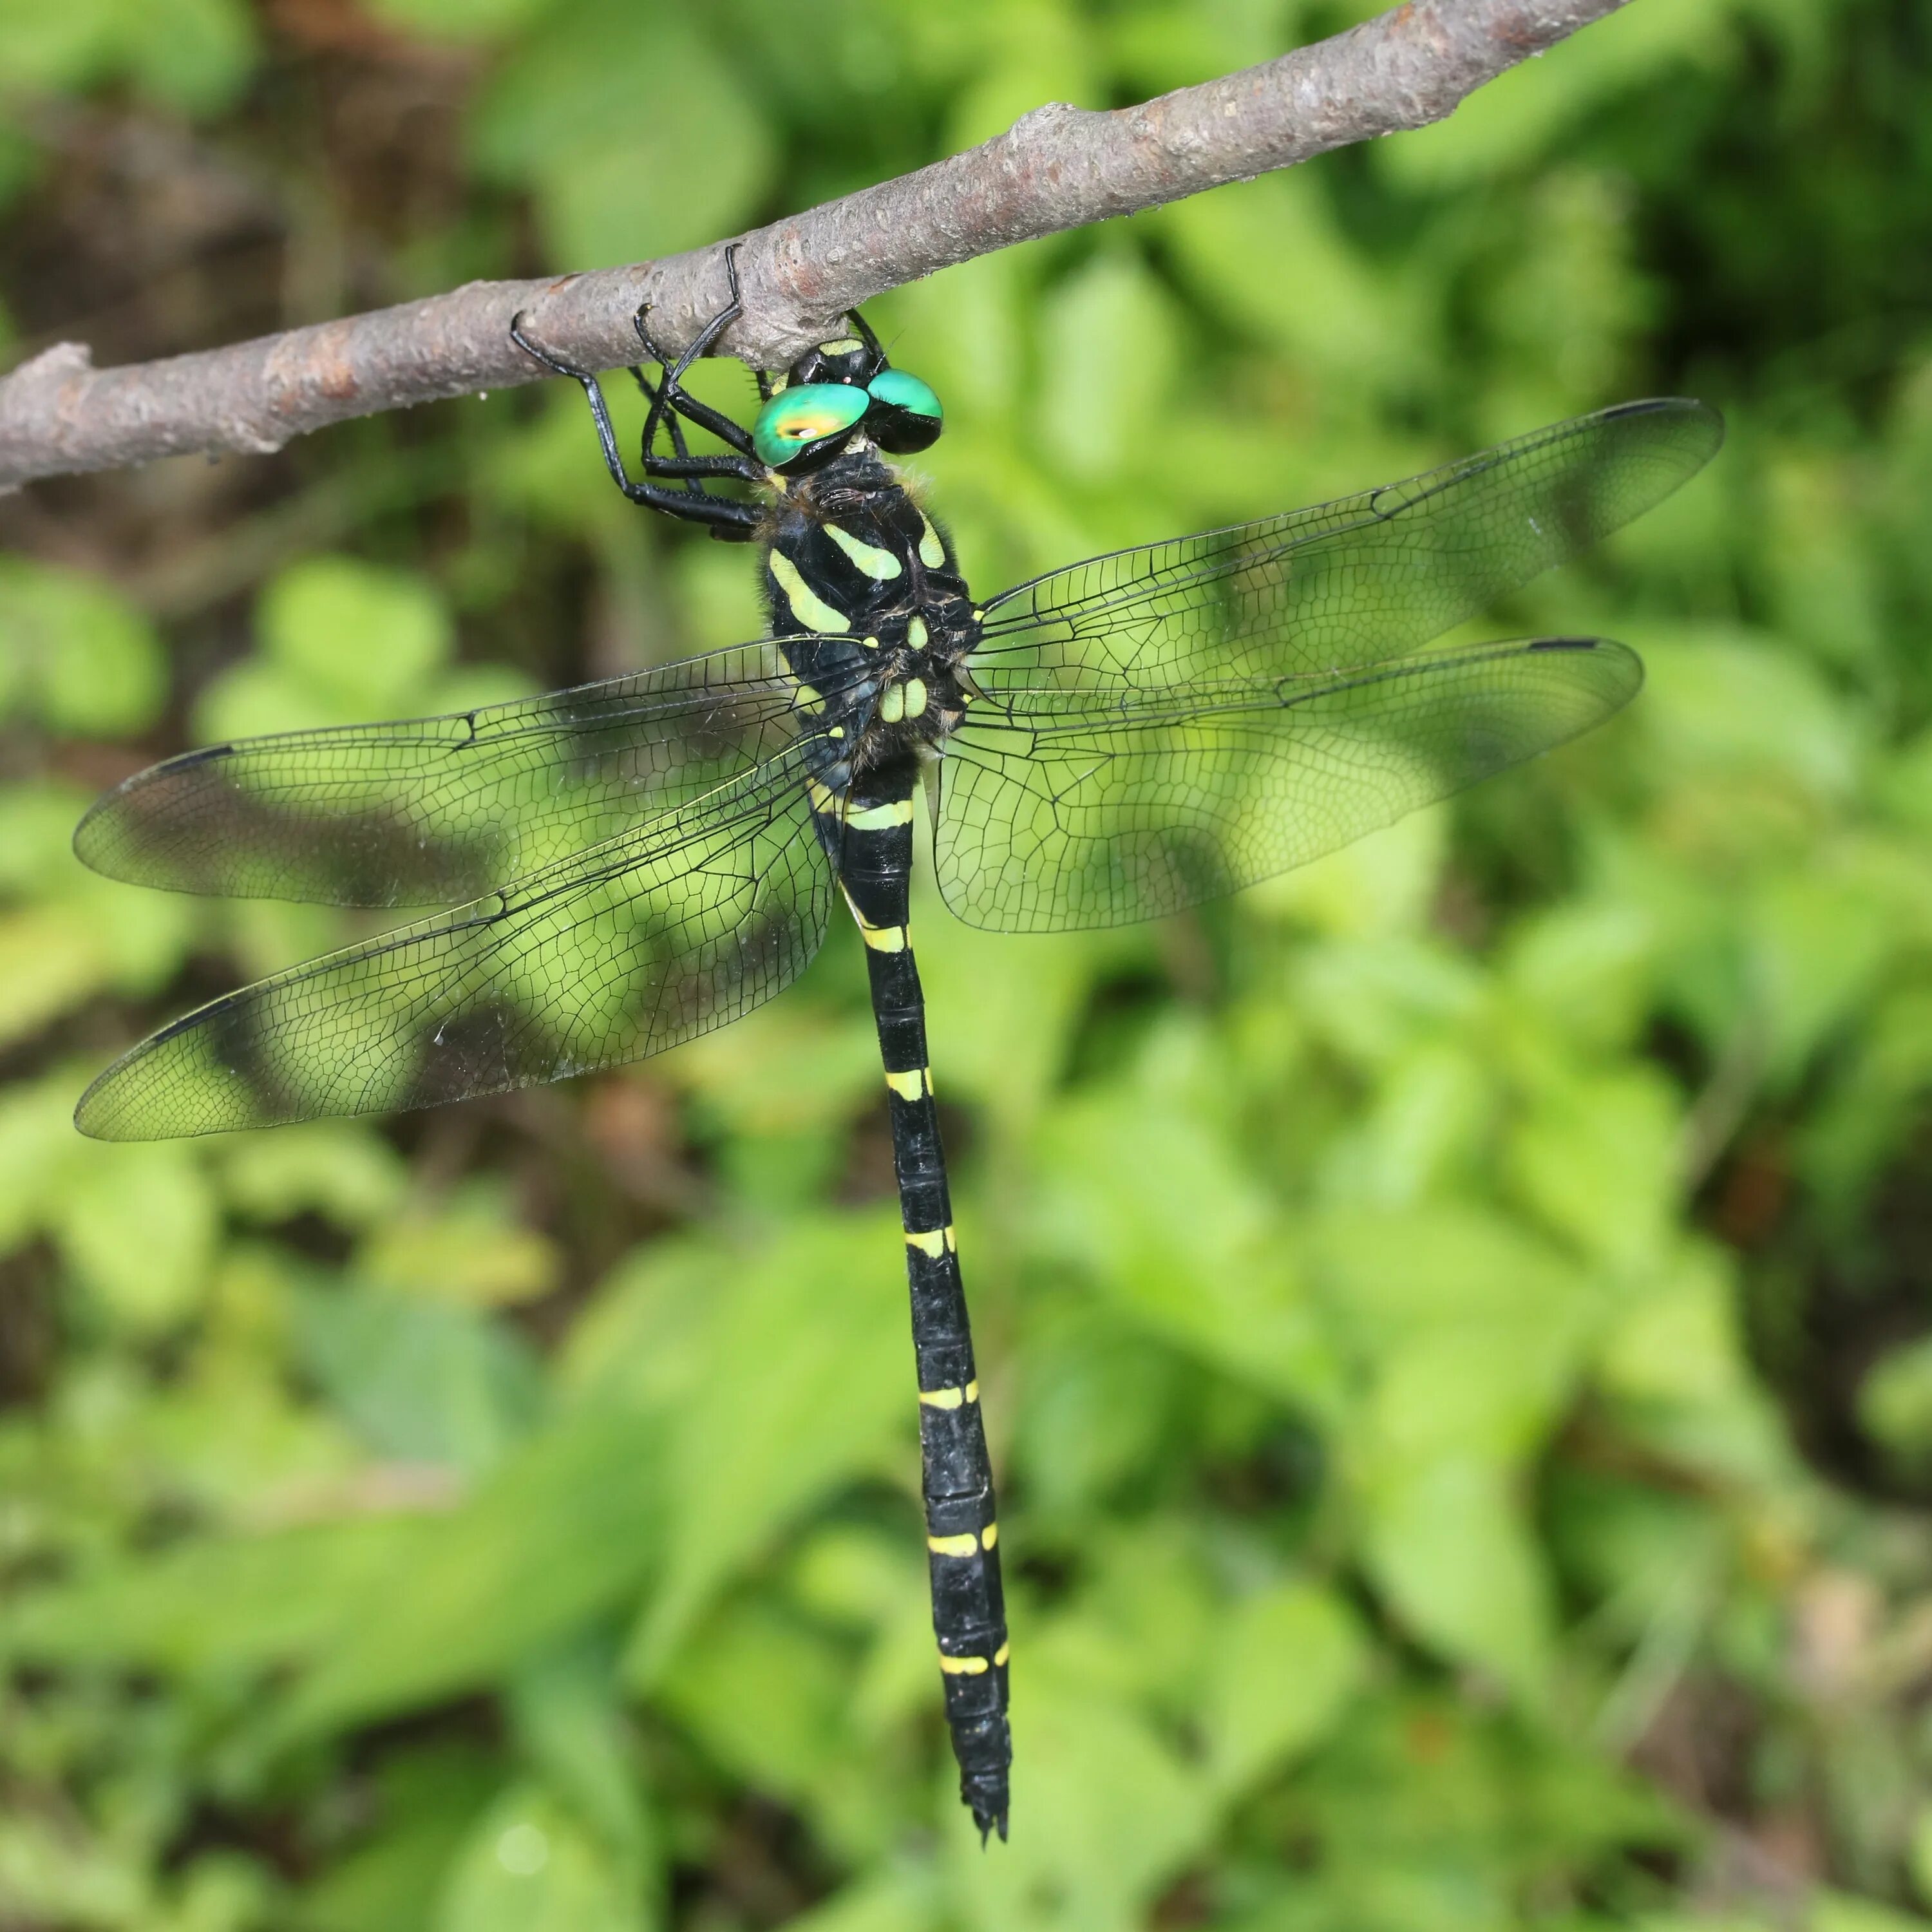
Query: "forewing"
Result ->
[[75, 749, 833, 1139], [934, 638, 1641, 931], [971, 399, 1721, 694], [938, 399, 1719, 931], [74, 639, 820, 907]]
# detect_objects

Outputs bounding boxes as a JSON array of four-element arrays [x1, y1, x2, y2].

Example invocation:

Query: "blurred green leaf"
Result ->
[[433, 1782, 649, 1932], [52, 1141, 220, 1332], [198, 556, 454, 737], [1361, 1455, 1555, 1698], [1811, 1894, 1929, 1932], [357, 1182, 562, 1308], [0, 556, 165, 737], [363, 0, 560, 40], [270, 1394, 665, 1738], [218, 1122, 410, 1228], [301, 1747, 500, 1932], [1378, 0, 1734, 187], [1205, 1580, 1368, 1794], [1036, 247, 1180, 482], [295, 1280, 545, 1474], [0, 0, 254, 110], [1507, 1064, 1681, 1268], [471, 1, 775, 268], [621, 1214, 911, 1682]]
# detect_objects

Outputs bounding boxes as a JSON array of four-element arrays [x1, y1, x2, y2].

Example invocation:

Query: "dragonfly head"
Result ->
[[753, 327, 943, 471]]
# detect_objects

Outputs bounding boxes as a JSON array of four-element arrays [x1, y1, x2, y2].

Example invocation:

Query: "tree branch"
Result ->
[[0, 0, 1633, 491]]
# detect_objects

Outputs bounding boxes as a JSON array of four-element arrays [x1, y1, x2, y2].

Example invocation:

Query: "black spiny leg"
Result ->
[[507, 243, 762, 536], [632, 245, 764, 469]]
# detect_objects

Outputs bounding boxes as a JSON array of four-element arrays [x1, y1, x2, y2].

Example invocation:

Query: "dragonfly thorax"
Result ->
[[764, 455, 980, 778]]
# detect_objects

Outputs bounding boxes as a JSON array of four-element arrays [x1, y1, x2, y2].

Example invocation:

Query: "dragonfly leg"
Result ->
[[634, 242, 761, 461], [508, 312, 761, 536], [629, 365, 766, 490]]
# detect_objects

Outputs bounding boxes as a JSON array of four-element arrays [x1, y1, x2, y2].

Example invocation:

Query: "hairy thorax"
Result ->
[[759, 446, 981, 788]]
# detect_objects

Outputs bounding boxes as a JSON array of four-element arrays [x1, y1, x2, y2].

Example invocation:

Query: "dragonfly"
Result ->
[[72, 243, 1723, 1842]]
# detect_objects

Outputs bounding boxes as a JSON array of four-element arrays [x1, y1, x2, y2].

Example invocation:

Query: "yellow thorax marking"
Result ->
[[769, 552, 849, 633], [901, 677, 928, 719], [906, 614, 928, 650], [878, 684, 905, 723], [938, 1651, 989, 1676], [826, 523, 903, 580], [794, 683, 823, 711], [918, 514, 946, 569]]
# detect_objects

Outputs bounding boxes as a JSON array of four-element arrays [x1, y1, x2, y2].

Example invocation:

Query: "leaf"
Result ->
[[654, 1597, 849, 1803], [1314, 1203, 1593, 1361], [1811, 1895, 1930, 1932], [1360, 1455, 1555, 1700], [621, 1214, 911, 1683], [1036, 249, 1180, 481], [8, 1513, 431, 1673], [1640, 628, 1864, 804], [471, 3, 775, 269], [120, 0, 257, 114], [1749, 869, 1901, 1086], [777, 1870, 942, 1932], [1032, 1027, 1341, 1412], [1506, 1065, 1683, 1270], [433, 1782, 649, 1932], [52, 1141, 220, 1332], [0, 1072, 86, 1249], [507, 1643, 654, 1868], [355, 1182, 562, 1308], [1204, 1582, 1369, 1795], [1158, 168, 1423, 381], [271, 1395, 666, 1739], [0, 555, 166, 736], [218, 1122, 410, 1229], [363, 0, 558, 39], [294, 1280, 545, 1475], [0, 906, 115, 1050], [1377, 0, 1734, 187], [300, 1747, 501, 1932], [198, 556, 453, 737]]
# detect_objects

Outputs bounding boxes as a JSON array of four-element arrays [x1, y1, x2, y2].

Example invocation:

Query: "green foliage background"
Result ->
[[4, 1, 1932, 1927]]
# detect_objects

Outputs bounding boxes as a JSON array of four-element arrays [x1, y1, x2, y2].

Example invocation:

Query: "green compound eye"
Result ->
[[752, 383, 869, 468], [867, 367, 942, 421]]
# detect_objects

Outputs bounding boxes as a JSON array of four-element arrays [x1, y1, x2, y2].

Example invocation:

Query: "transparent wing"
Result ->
[[971, 401, 1721, 692], [936, 638, 1642, 931], [75, 748, 833, 1139], [74, 639, 826, 908], [938, 400, 1719, 931]]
